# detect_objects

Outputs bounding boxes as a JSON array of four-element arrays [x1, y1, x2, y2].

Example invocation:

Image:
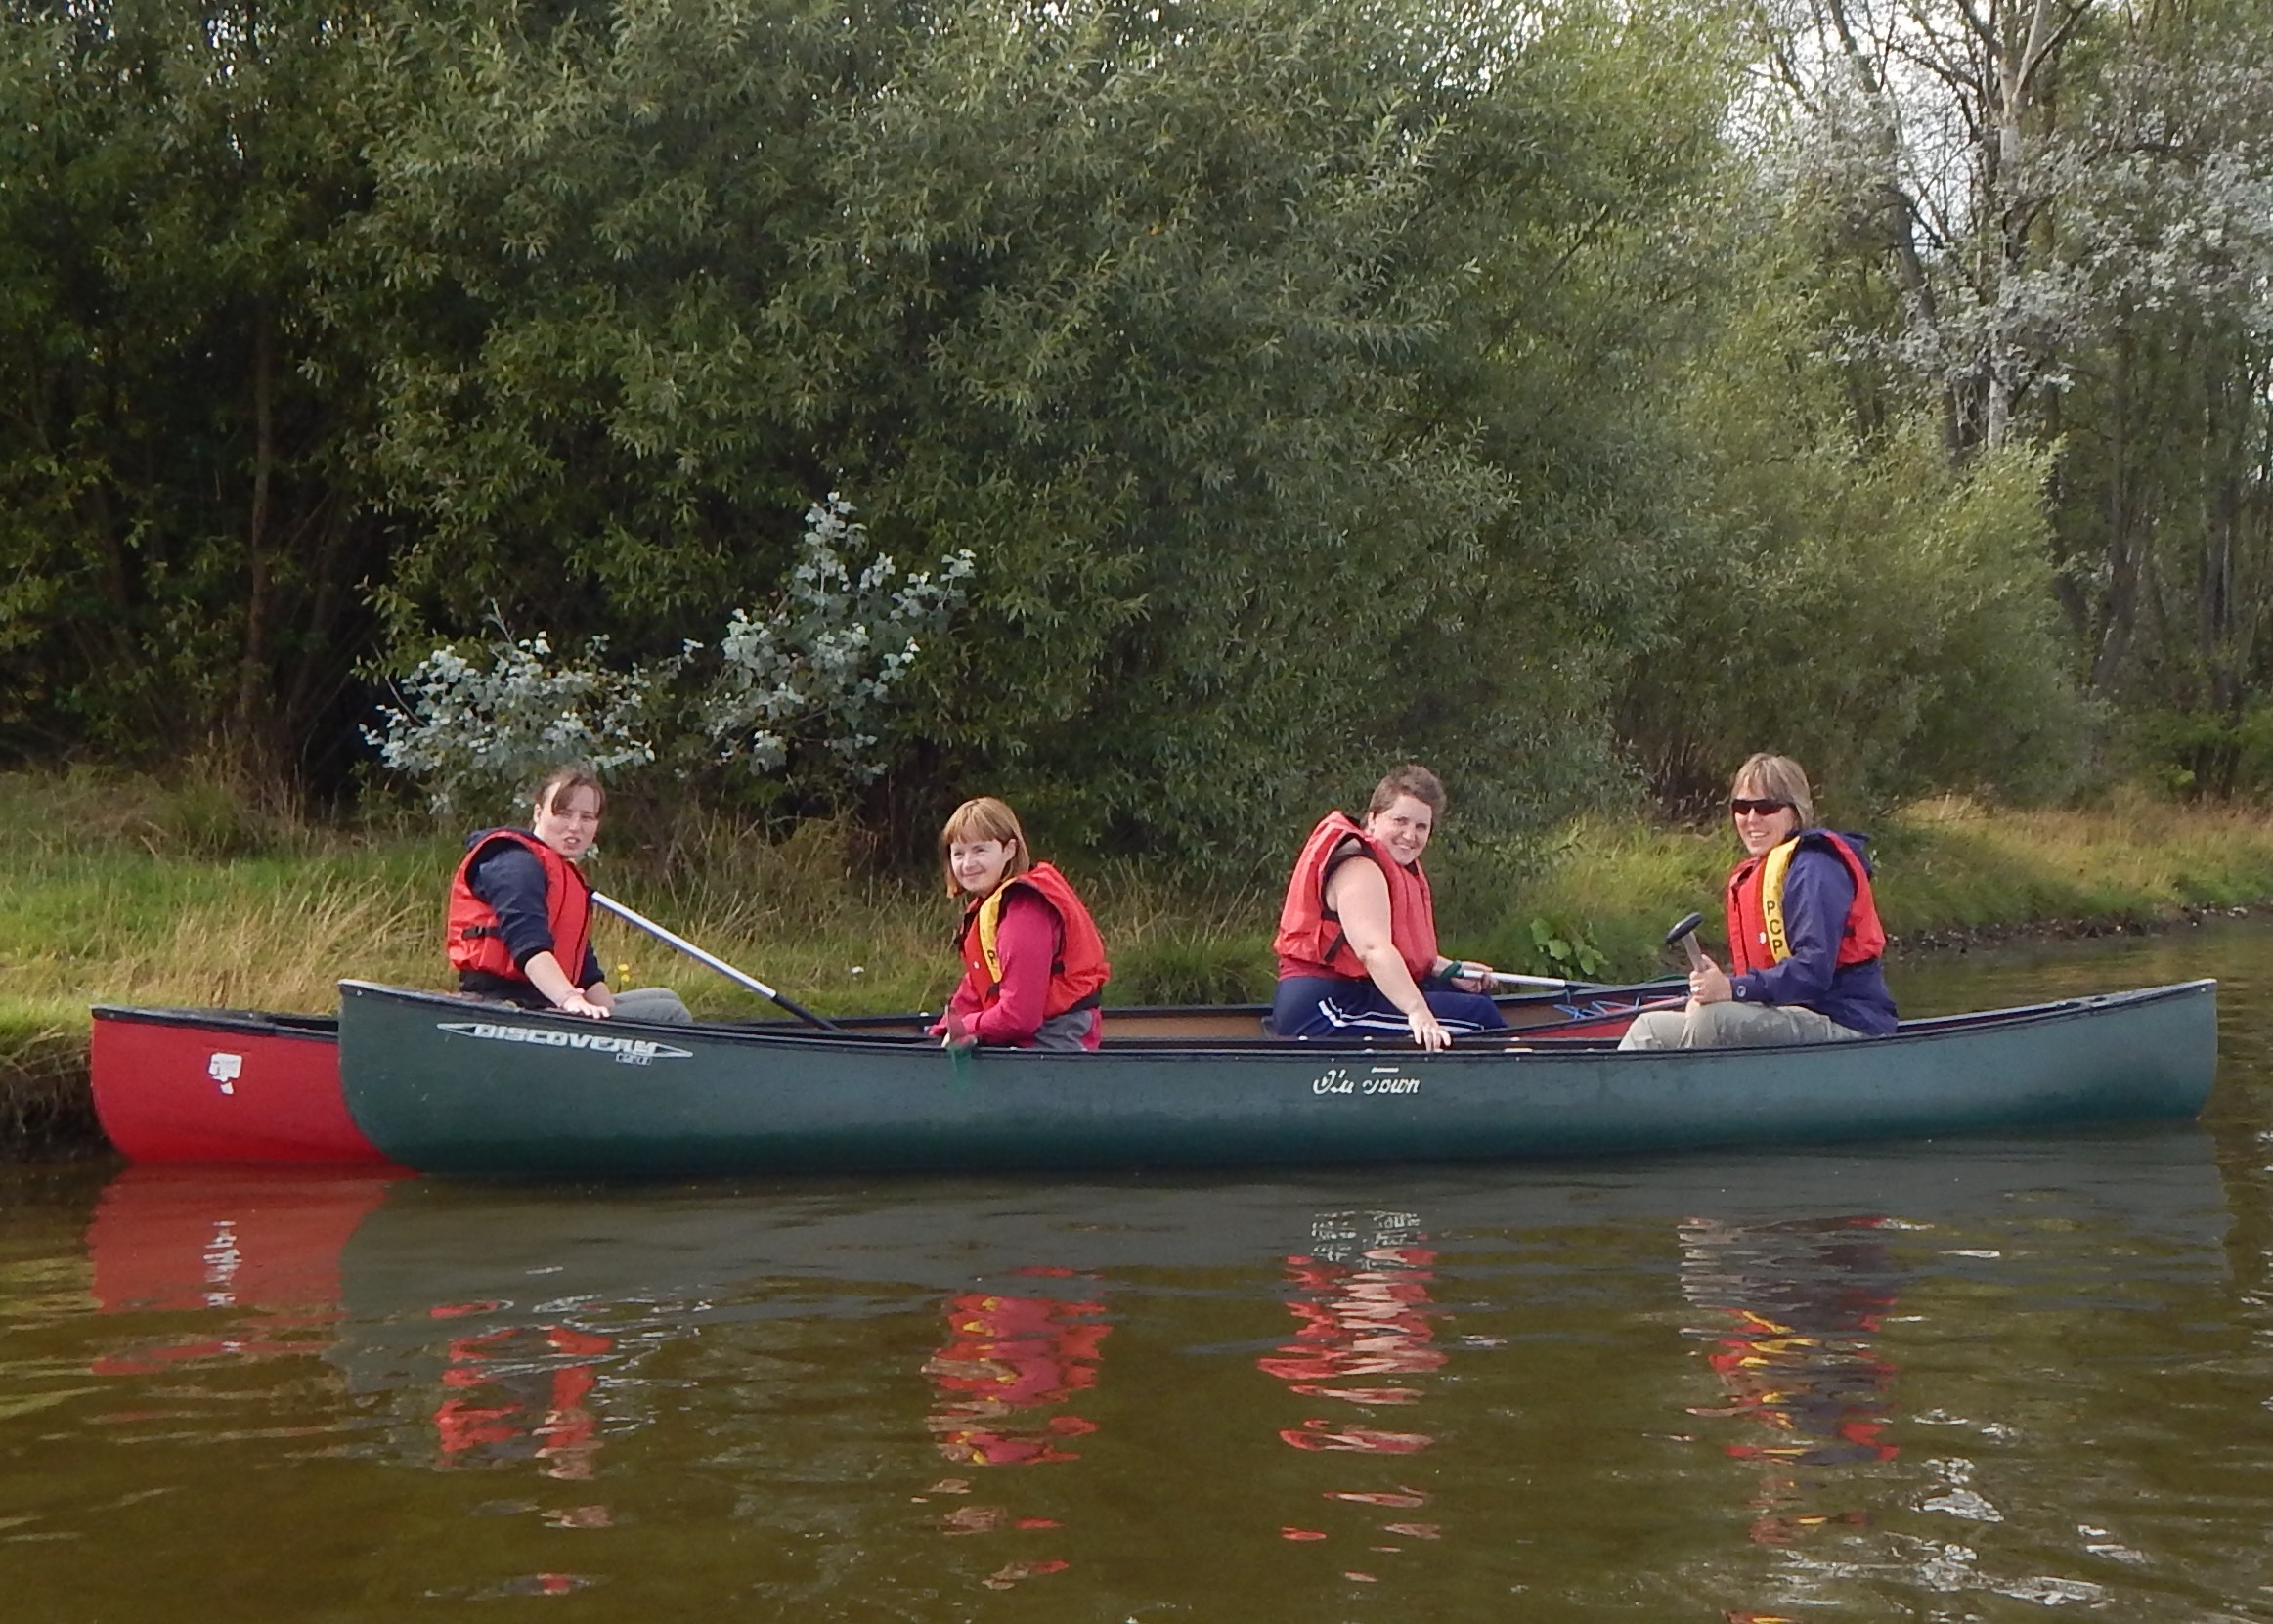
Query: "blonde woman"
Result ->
[[1619, 754, 1895, 1050]]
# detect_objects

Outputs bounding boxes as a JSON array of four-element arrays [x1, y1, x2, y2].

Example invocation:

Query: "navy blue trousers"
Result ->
[[1270, 976, 1507, 1039]]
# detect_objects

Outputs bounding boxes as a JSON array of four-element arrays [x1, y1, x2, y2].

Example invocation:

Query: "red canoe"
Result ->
[[90, 1005, 388, 1164]]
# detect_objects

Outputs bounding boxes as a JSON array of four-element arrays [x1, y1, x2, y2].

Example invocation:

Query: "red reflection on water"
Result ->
[[1259, 1237, 1442, 1449], [923, 1291, 1109, 1467], [1681, 1215, 1901, 1550], [1279, 1419, 1431, 1452], [1258, 1214, 1446, 1565], [432, 1322, 614, 1482], [919, 1283, 1108, 1588], [980, 1558, 1068, 1590], [85, 1165, 403, 1373], [1257, 1246, 1445, 1402]]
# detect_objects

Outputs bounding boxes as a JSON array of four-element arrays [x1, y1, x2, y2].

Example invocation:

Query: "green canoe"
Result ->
[[334, 977, 2217, 1177]]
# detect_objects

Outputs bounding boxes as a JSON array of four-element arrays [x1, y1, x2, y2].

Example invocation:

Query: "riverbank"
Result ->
[[8, 773, 2273, 1153]]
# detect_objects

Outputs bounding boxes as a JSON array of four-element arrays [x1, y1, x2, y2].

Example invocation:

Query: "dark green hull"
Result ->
[[335, 979, 2218, 1177]]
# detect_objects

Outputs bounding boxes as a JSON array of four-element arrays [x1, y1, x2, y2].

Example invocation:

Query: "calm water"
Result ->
[[4, 928, 2270, 1622]]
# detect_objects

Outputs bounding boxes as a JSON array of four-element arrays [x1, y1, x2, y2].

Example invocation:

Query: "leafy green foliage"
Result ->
[[1619, 237, 2096, 812], [1527, 916, 1607, 980], [349, 0, 1738, 858], [8, 0, 2256, 865], [0, 0, 388, 776]]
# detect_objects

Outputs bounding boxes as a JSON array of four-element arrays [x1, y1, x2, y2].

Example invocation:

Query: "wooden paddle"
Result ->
[[592, 891, 843, 1031]]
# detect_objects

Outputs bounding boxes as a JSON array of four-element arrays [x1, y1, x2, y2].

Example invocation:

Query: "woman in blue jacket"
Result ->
[[1619, 754, 1897, 1050]]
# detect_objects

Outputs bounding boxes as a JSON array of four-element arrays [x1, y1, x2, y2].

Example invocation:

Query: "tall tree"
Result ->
[[0, 0, 388, 784], [2041, 2, 2273, 773], [1735, 0, 2273, 784], [1741, 0, 2099, 458]]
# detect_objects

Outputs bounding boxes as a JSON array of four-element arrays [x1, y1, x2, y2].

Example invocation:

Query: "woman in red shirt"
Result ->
[[935, 797, 1111, 1051]]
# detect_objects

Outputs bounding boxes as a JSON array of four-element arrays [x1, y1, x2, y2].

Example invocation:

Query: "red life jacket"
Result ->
[[445, 829, 595, 986], [955, 861, 1112, 1018], [1724, 830, 1886, 976], [1272, 812, 1439, 983]]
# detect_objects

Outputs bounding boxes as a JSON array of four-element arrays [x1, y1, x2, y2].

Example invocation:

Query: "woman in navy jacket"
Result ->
[[1619, 754, 1896, 1050], [446, 764, 692, 1024]]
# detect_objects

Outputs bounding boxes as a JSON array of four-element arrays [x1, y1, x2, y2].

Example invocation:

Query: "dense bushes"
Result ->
[[2, 0, 2266, 867]]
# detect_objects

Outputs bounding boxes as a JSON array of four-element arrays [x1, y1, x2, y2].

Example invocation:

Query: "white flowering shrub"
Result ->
[[371, 495, 975, 812], [701, 494, 976, 777], [368, 633, 675, 813]]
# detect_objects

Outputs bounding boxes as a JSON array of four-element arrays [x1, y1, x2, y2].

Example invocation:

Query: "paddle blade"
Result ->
[[943, 1007, 976, 1082]]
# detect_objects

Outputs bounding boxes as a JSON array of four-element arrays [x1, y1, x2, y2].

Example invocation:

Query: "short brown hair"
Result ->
[[1730, 753, 1816, 829], [939, 796, 1036, 896], [1367, 764, 1446, 820], [533, 763, 607, 817]]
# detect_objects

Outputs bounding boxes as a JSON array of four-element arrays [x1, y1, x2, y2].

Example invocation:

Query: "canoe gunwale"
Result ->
[[334, 976, 2216, 1059], [91, 1004, 340, 1042]]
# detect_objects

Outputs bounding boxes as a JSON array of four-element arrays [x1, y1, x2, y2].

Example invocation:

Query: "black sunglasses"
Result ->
[[1728, 797, 1792, 816]]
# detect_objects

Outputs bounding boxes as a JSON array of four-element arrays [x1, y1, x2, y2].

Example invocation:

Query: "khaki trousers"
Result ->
[[1616, 999, 1869, 1051]]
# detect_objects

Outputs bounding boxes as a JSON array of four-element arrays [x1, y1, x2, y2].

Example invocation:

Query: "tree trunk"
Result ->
[[235, 302, 277, 773]]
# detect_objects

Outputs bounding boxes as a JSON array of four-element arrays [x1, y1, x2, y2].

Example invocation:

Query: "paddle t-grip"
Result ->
[[1665, 911, 1709, 972]]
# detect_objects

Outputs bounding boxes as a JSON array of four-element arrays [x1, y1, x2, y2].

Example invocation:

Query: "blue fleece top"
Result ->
[[1727, 832, 1899, 1036]]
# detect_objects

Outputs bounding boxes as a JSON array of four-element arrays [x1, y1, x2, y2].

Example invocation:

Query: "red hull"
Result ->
[[90, 1006, 388, 1164]]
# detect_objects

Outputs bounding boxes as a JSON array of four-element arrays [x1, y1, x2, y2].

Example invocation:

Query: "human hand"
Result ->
[[557, 989, 610, 1019], [1408, 1008, 1452, 1052], [1688, 956, 1731, 1006], [1447, 958, 1494, 994]]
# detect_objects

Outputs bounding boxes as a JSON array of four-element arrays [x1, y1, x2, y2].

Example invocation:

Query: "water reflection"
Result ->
[[923, 1271, 1108, 1467], [1678, 1215, 1901, 1548], [1260, 1210, 1446, 1581], [430, 1316, 614, 1481], [85, 1165, 402, 1372], [1260, 1211, 1441, 1441], [916, 1268, 1104, 1589], [7, 1015, 2258, 1624]]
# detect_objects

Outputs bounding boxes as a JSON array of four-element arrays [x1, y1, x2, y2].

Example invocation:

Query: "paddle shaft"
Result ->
[[1458, 991, 1688, 1046], [1477, 969, 1603, 992], [591, 892, 842, 1031]]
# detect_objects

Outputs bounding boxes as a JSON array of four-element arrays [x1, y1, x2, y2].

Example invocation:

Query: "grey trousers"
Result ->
[[1029, 1008, 1100, 1051], [610, 986, 694, 1025], [1616, 999, 1869, 1051]]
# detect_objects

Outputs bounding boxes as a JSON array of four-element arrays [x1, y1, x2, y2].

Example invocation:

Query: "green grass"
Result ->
[[11, 768, 2273, 1151]]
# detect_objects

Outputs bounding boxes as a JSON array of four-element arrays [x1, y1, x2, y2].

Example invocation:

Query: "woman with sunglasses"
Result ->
[[1618, 753, 1896, 1050]]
